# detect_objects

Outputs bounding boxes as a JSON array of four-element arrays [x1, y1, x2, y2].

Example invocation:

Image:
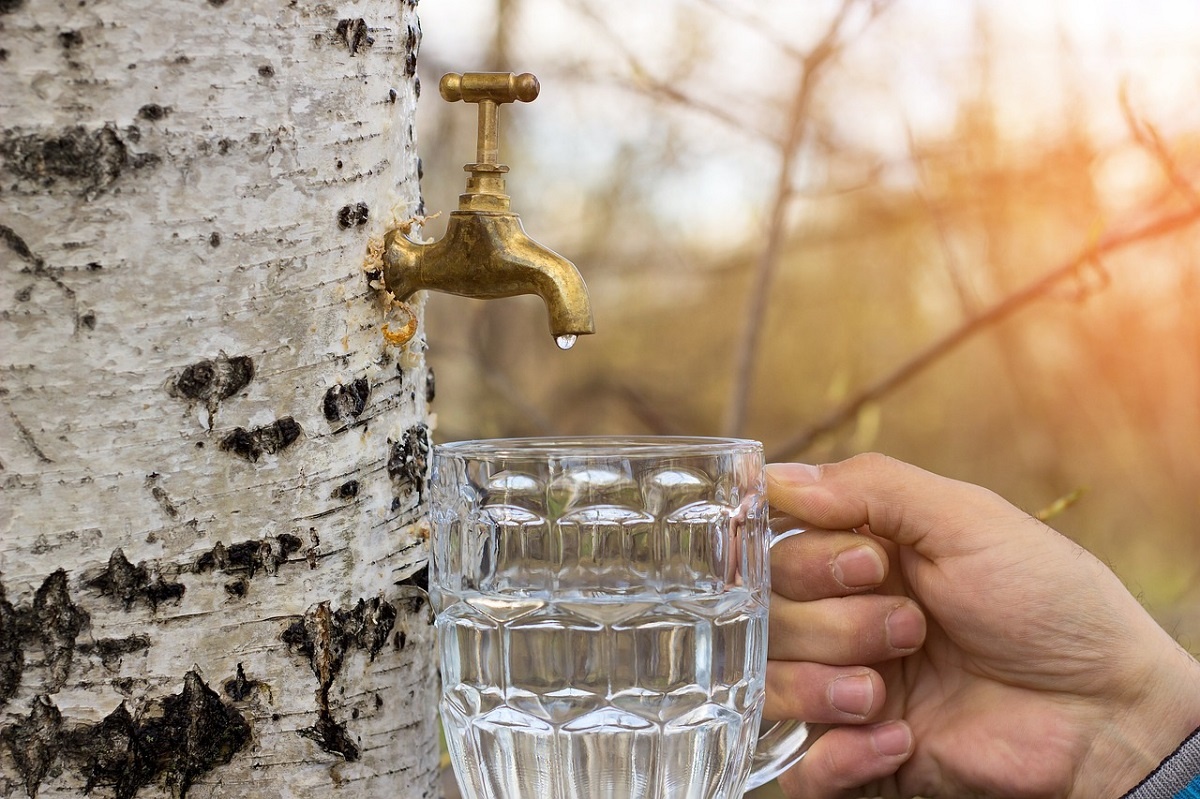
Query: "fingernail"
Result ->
[[832, 545, 884, 589], [765, 463, 821, 485], [871, 722, 912, 757], [886, 604, 925, 651], [828, 673, 874, 717]]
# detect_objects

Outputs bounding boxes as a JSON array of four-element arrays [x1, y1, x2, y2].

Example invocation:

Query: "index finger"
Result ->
[[766, 453, 1023, 560]]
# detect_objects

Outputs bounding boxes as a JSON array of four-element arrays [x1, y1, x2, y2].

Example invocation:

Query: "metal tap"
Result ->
[[382, 72, 594, 346]]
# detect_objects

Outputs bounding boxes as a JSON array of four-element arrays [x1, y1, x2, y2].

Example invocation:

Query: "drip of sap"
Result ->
[[555, 334, 577, 350]]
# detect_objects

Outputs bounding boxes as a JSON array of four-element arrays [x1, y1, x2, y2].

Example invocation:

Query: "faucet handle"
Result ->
[[439, 72, 540, 106], [439, 72, 541, 210]]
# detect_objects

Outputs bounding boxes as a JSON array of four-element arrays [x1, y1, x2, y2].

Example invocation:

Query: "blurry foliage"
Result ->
[[414, 0, 1200, 657]]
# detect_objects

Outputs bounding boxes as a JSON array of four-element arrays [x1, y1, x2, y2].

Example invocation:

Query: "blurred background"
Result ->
[[414, 1, 1200, 794]]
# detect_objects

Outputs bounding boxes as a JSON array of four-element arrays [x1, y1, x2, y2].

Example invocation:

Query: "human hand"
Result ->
[[765, 453, 1200, 798]]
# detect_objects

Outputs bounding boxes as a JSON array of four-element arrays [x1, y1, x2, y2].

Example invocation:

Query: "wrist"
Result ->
[[1071, 644, 1200, 798]]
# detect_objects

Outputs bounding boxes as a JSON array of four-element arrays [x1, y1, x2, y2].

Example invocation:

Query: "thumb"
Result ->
[[766, 452, 1027, 560]]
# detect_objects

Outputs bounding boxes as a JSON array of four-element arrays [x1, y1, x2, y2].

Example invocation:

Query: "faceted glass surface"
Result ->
[[430, 437, 771, 799]]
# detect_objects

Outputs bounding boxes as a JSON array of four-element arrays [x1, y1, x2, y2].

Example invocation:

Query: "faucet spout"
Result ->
[[382, 211, 595, 338]]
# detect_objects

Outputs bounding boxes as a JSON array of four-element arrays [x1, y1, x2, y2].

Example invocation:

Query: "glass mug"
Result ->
[[429, 436, 813, 798]]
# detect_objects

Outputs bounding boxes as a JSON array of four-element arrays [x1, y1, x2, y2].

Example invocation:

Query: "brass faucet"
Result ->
[[382, 72, 594, 347]]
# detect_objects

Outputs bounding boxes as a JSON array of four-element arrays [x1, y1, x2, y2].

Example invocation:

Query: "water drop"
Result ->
[[555, 334, 577, 351]]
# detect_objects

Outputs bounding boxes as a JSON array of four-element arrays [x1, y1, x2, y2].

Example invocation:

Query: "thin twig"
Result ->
[[565, 1, 776, 145], [766, 203, 1200, 462], [722, 0, 890, 436], [1119, 83, 1200, 210]]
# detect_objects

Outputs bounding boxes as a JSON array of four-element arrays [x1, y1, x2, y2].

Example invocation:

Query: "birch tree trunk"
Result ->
[[0, 0, 439, 796]]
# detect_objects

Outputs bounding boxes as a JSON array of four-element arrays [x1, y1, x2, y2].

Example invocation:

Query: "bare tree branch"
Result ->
[[564, 1, 778, 145], [766, 203, 1200, 462], [722, 0, 892, 436], [1119, 84, 1200, 210]]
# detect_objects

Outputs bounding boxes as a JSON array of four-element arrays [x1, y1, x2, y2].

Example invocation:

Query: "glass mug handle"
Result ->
[[744, 525, 825, 791]]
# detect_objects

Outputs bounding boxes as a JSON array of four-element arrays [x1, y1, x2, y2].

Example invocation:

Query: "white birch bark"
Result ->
[[0, 0, 439, 796]]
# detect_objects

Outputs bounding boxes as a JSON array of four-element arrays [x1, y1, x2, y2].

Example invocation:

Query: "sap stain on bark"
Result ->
[[87, 549, 185, 611], [335, 18, 373, 55], [195, 533, 302, 583], [281, 597, 397, 761], [3, 671, 251, 799], [169, 353, 254, 424], [387, 424, 431, 500], [219, 417, 301, 462], [0, 124, 160, 197], [322, 377, 370, 427], [336, 202, 369, 228]]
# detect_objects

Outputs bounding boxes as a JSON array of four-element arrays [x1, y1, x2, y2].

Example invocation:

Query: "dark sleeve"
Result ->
[[1122, 726, 1200, 799]]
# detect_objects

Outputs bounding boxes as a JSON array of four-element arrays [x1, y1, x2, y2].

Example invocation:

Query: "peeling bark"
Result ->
[[0, 0, 437, 795]]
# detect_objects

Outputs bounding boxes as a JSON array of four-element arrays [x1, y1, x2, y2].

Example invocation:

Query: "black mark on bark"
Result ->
[[337, 202, 369, 228], [219, 417, 301, 461], [77, 635, 151, 671], [169, 353, 254, 423], [222, 663, 260, 701], [208, 231, 221, 247], [425, 366, 435, 403], [8, 409, 53, 464], [0, 582, 23, 706], [57, 30, 83, 49], [0, 0, 25, 15], [0, 224, 40, 266], [330, 480, 359, 500], [75, 702, 141, 797], [257, 64, 274, 77], [1, 224, 94, 335], [195, 533, 302, 580], [404, 51, 417, 77], [31, 571, 88, 692], [2, 695, 62, 797], [322, 377, 369, 425], [335, 18, 373, 55], [71, 670, 249, 799], [0, 674, 249, 798], [0, 124, 160, 197], [87, 549, 185, 611], [136, 104, 169, 121], [145, 473, 180, 518], [281, 597, 397, 761], [387, 424, 430, 501]]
